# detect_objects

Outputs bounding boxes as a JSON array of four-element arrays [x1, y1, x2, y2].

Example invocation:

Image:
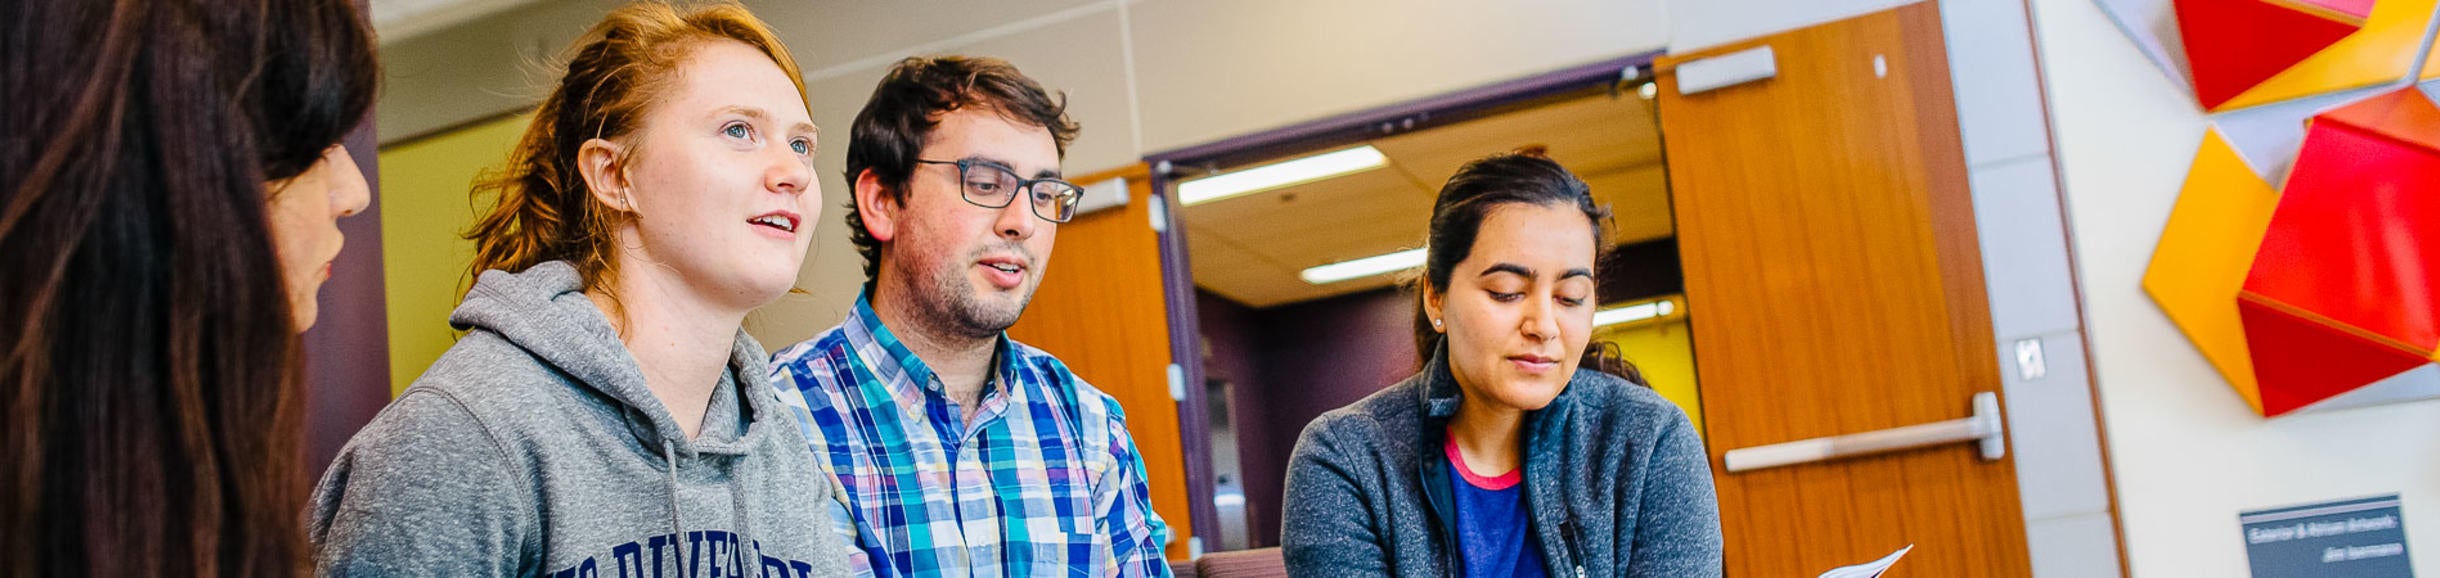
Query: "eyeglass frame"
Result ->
[[913, 158, 1084, 223]]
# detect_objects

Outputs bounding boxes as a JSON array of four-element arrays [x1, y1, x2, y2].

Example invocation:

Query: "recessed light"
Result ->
[[1300, 247, 1426, 285], [1594, 297, 1679, 328], [1179, 146, 1388, 206]]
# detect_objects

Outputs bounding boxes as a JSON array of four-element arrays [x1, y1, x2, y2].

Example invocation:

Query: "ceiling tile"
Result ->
[[746, 0, 1108, 71], [1129, 0, 1669, 152], [1373, 94, 1662, 187]]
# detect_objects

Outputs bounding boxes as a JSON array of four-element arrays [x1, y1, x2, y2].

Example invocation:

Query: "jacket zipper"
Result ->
[[1561, 518, 1586, 578]]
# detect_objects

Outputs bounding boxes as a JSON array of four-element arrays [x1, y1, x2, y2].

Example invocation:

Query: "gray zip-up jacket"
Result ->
[[308, 261, 852, 577], [1280, 345, 1723, 577]]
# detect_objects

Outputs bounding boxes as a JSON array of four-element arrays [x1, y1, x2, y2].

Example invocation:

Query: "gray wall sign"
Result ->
[[2241, 494, 2412, 577]]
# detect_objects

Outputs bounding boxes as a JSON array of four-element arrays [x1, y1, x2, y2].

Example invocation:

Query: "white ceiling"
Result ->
[[1183, 93, 1673, 308]]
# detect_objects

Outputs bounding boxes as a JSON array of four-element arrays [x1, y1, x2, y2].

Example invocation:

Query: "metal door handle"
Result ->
[[1723, 392, 2005, 473]]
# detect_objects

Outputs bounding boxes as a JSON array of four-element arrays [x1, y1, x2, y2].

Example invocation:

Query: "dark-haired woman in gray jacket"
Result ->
[[1281, 152, 1722, 577]]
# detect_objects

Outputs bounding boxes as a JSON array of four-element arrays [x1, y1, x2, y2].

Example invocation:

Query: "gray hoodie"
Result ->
[[309, 261, 852, 577]]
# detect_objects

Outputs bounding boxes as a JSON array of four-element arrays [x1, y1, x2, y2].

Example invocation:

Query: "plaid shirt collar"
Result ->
[[772, 291, 1176, 577], [842, 292, 1019, 423]]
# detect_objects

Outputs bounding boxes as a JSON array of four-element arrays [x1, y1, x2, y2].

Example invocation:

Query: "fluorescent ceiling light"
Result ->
[[1300, 247, 1426, 285], [1594, 298, 1678, 328], [1179, 145, 1388, 206]]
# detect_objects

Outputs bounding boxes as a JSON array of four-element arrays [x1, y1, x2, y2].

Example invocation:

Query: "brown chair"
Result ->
[[1192, 547, 1287, 578]]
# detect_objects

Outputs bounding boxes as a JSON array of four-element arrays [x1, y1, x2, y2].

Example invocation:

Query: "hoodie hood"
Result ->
[[449, 260, 783, 458]]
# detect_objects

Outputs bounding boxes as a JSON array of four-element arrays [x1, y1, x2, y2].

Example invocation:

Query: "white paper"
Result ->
[[1818, 544, 1914, 578]]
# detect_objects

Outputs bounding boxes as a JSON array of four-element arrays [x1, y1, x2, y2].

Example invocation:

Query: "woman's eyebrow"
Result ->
[[1479, 263, 1534, 278], [1478, 264, 1593, 280]]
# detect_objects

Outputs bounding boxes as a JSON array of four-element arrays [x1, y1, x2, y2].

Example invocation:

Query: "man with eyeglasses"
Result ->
[[768, 56, 1172, 577]]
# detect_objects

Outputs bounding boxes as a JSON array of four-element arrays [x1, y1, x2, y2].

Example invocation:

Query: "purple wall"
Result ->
[[1192, 292, 1270, 545], [305, 36, 389, 474], [1197, 287, 1421, 548]]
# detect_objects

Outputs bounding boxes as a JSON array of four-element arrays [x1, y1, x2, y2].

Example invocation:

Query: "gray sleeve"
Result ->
[[1624, 408, 1724, 578], [308, 390, 532, 576], [1279, 415, 1389, 577]]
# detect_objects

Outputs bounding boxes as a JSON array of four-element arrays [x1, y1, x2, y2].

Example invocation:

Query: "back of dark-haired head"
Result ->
[[252, 0, 382, 181], [843, 56, 1079, 286], [1410, 151, 1647, 385], [0, 0, 376, 574]]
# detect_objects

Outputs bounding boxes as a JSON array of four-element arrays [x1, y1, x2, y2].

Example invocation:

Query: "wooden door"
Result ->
[[1656, 4, 2030, 575], [1004, 163, 1195, 561]]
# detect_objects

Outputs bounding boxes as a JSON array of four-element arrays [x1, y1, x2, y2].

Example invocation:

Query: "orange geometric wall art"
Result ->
[[2121, 0, 2440, 416]]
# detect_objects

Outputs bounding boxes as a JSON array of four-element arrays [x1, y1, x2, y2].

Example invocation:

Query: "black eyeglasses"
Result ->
[[915, 159, 1083, 223]]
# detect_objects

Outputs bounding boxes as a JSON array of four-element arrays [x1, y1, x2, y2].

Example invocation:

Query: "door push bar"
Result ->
[[1723, 392, 2005, 473]]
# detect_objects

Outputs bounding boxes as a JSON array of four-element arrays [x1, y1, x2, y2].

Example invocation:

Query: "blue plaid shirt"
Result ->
[[770, 295, 1173, 577]]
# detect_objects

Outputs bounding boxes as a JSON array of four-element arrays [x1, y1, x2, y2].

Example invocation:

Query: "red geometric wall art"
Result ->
[[2175, 0, 2368, 109], [2098, 0, 2440, 112], [2239, 88, 2440, 414], [2128, 0, 2440, 416], [2149, 87, 2440, 416]]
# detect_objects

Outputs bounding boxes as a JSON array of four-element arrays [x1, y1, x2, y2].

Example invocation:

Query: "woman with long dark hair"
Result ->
[[0, 0, 377, 574], [1280, 152, 1723, 577]]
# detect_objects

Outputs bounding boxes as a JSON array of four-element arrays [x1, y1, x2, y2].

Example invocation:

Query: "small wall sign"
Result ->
[[2241, 494, 2412, 577]]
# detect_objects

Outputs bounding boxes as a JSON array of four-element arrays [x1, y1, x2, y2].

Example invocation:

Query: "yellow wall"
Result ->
[[1596, 318, 1704, 436], [377, 114, 531, 395]]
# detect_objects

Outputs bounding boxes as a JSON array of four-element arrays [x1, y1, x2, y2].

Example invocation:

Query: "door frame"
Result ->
[[1140, 52, 1663, 553], [1137, 3, 2123, 567]]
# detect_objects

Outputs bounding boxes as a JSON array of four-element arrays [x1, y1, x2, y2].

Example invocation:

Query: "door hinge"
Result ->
[[1167, 363, 1186, 402], [1148, 193, 1170, 234]]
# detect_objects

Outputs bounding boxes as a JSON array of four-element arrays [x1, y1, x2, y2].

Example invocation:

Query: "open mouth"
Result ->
[[749, 212, 799, 233], [977, 255, 1029, 289]]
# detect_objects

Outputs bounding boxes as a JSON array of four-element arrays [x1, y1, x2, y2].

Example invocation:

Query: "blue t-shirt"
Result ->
[[1445, 433, 1548, 578]]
